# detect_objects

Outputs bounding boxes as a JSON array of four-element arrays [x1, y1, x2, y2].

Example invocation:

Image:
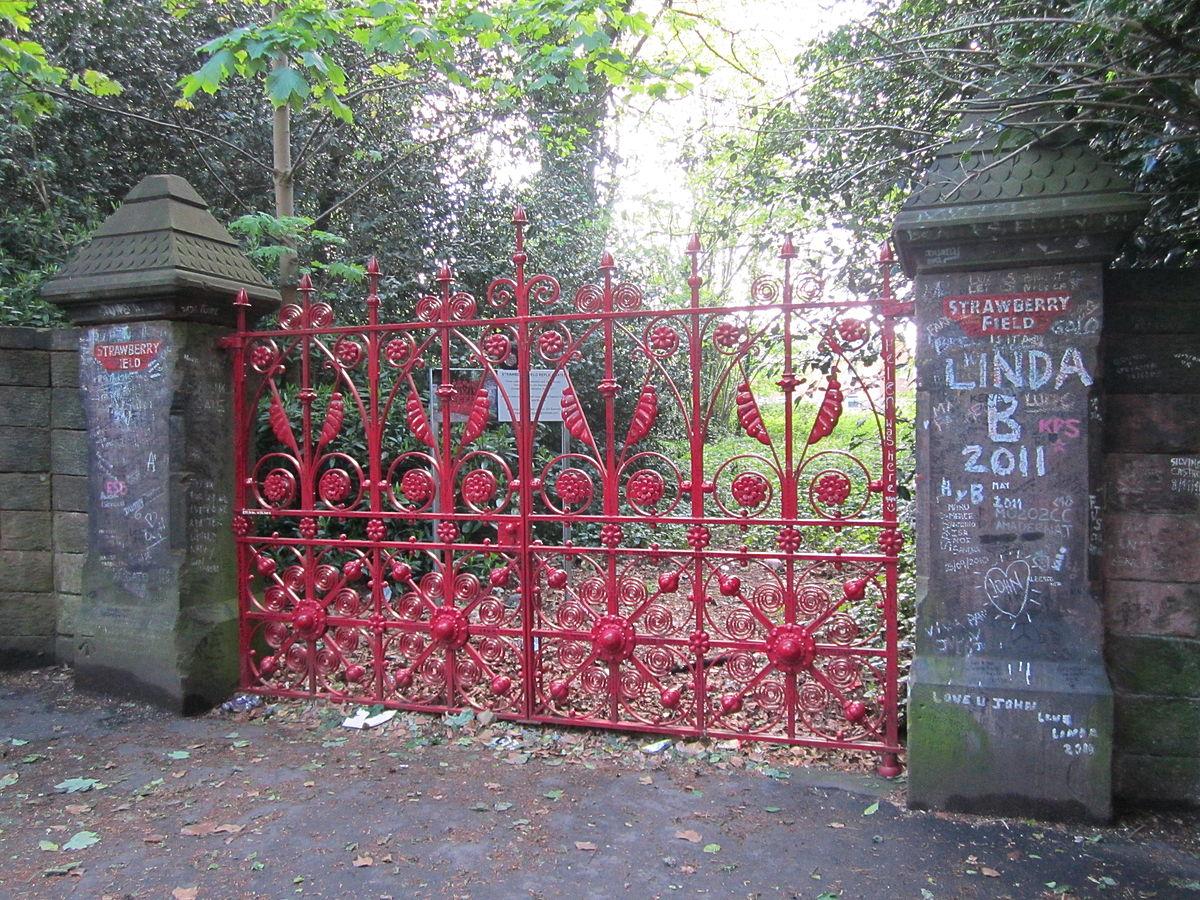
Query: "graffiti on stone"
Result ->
[[918, 267, 1101, 660]]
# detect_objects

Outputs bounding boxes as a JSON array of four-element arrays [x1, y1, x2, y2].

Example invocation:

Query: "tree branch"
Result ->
[[19, 81, 272, 171]]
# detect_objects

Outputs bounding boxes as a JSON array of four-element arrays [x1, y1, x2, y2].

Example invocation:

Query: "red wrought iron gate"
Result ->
[[230, 211, 907, 774]]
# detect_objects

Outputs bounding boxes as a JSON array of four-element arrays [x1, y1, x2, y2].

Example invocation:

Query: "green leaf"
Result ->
[[477, 30, 501, 49], [54, 777, 103, 794], [0, 772, 18, 789], [182, 48, 235, 97], [38, 840, 59, 852], [62, 831, 100, 851], [265, 65, 310, 108], [543, 789, 564, 800], [166, 750, 191, 760], [42, 861, 80, 876], [135, 778, 164, 796], [862, 801, 879, 816], [319, 92, 354, 124], [300, 51, 328, 74], [443, 709, 474, 728], [702, 843, 720, 854], [80, 69, 122, 96], [764, 806, 781, 813]]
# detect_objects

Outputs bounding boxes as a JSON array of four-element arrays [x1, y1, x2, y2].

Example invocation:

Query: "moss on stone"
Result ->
[[1115, 693, 1200, 756], [1108, 635, 1200, 698]]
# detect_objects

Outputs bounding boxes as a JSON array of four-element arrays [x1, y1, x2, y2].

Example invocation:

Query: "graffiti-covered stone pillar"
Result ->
[[42, 175, 278, 712], [893, 122, 1147, 821]]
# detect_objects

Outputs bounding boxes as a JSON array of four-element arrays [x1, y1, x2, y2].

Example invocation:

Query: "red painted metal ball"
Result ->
[[843, 700, 868, 723], [431, 615, 456, 643]]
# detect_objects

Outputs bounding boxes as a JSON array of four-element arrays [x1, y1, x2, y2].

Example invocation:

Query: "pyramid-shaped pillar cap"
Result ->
[[41, 174, 280, 325], [892, 106, 1149, 276]]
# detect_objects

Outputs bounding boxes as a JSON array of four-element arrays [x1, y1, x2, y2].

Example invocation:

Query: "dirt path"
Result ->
[[0, 669, 1196, 899]]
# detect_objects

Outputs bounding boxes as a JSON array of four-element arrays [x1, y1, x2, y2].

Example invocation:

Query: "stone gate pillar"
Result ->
[[893, 122, 1147, 820], [42, 175, 278, 712]]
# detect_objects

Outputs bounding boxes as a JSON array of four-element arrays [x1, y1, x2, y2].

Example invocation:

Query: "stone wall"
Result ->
[[0, 326, 87, 666], [1104, 269, 1200, 804]]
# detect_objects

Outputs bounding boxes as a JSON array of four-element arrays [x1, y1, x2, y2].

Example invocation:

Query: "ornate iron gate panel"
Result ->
[[230, 212, 907, 773]]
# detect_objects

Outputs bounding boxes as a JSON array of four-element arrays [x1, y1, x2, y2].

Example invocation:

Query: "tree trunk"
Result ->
[[272, 55, 297, 302]]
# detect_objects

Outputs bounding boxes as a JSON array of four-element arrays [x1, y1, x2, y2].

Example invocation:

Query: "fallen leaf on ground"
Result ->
[[43, 861, 80, 877], [172, 888, 198, 900], [143, 834, 166, 844], [62, 831, 100, 850], [828, 822, 845, 829], [638, 776, 653, 785], [180, 822, 219, 837], [675, 830, 702, 843], [981, 867, 1000, 878], [39, 840, 59, 852], [213, 824, 243, 834], [862, 801, 880, 816], [54, 778, 103, 794], [166, 750, 190, 760], [64, 804, 90, 815], [575, 841, 597, 851], [353, 855, 373, 867], [703, 843, 721, 854]]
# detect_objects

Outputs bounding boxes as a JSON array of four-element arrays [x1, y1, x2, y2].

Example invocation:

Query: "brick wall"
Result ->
[[0, 327, 86, 666], [1104, 270, 1200, 804]]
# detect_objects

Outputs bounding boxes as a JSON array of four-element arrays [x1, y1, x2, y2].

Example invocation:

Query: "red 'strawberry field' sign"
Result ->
[[93, 340, 163, 371], [943, 291, 1071, 336]]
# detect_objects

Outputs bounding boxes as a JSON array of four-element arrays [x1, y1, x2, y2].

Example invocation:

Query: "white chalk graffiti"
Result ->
[[982, 557, 1038, 621]]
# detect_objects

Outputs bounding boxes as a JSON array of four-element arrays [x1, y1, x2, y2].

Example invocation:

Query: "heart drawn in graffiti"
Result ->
[[982, 559, 1033, 619]]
